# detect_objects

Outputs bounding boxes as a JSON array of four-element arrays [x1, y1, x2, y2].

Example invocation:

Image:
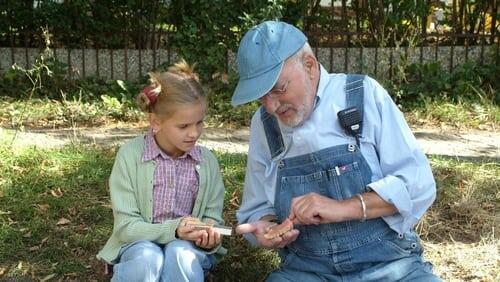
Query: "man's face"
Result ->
[[259, 58, 317, 128]]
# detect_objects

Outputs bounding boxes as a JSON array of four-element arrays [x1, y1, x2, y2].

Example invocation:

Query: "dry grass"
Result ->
[[424, 238, 499, 282], [0, 136, 498, 281]]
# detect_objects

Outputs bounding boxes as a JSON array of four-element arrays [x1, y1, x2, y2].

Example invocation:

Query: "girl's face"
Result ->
[[150, 101, 206, 158]]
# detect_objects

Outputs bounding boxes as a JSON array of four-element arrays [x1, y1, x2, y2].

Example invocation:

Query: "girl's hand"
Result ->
[[176, 217, 221, 249], [176, 217, 206, 241], [195, 227, 221, 250]]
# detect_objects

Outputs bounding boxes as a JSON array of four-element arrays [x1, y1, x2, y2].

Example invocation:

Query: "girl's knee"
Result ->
[[115, 240, 164, 280], [164, 240, 197, 263], [162, 240, 209, 281]]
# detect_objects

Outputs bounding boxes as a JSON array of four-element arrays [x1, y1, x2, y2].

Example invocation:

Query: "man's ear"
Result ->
[[302, 53, 318, 77]]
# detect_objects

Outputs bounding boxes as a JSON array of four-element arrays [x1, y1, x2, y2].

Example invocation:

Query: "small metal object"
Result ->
[[278, 160, 284, 168], [355, 194, 367, 222]]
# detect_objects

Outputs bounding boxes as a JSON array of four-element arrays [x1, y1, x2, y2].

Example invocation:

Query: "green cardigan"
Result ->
[[97, 135, 226, 263]]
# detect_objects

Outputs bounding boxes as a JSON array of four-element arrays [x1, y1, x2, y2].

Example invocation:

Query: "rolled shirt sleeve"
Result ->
[[365, 77, 436, 234]]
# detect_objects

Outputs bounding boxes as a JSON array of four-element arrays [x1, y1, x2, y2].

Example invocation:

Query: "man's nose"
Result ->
[[260, 95, 279, 113]]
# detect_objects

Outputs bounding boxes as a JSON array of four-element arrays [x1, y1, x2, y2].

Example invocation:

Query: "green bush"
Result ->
[[385, 61, 500, 107]]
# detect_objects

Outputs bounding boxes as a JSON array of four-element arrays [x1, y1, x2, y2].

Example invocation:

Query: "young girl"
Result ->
[[97, 60, 226, 282]]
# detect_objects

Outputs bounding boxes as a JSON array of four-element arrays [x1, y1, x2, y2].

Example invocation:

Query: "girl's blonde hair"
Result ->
[[136, 59, 206, 116]]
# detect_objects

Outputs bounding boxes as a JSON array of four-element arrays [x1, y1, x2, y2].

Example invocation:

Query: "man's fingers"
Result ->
[[235, 223, 257, 234], [275, 229, 299, 249]]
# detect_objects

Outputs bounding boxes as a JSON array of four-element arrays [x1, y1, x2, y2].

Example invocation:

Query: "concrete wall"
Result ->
[[1, 45, 497, 81]]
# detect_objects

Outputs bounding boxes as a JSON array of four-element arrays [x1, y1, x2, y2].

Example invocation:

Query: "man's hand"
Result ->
[[289, 192, 342, 225], [289, 192, 398, 225], [236, 220, 299, 249]]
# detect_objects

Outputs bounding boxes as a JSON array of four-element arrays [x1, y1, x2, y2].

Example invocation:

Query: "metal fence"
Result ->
[[1, 0, 498, 81], [1, 37, 497, 81]]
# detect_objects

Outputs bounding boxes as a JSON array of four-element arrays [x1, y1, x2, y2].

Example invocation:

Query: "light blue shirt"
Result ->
[[236, 66, 436, 235]]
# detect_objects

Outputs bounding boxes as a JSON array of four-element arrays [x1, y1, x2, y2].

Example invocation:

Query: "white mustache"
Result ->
[[275, 104, 292, 115]]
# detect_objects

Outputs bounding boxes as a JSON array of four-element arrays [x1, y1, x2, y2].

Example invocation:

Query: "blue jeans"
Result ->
[[267, 230, 439, 281], [111, 240, 215, 282], [268, 144, 440, 281]]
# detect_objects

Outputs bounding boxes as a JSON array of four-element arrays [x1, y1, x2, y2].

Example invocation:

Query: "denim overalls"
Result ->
[[262, 75, 439, 281]]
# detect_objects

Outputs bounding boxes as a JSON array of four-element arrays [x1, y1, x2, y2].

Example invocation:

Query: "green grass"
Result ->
[[0, 97, 143, 129], [0, 144, 115, 280], [0, 143, 498, 281], [3, 95, 498, 130], [404, 98, 499, 129]]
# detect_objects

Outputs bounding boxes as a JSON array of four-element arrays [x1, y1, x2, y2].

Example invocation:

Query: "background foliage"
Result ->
[[0, 0, 498, 125]]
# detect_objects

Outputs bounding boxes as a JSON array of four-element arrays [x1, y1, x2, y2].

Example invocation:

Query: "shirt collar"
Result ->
[[314, 64, 330, 107], [142, 129, 202, 163]]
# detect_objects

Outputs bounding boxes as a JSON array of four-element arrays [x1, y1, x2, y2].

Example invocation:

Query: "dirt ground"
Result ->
[[1, 123, 498, 161], [1, 123, 499, 281]]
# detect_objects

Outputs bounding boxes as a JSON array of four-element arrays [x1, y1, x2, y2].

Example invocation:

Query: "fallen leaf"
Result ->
[[56, 218, 71, 225], [230, 191, 240, 207], [50, 188, 64, 198], [0, 267, 6, 276], [74, 224, 88, 232], [220, 73, 229, 84], [23, 231, 32, 238], [35, 204, 50, 213], [41, 236, 50, 244], [29, 246, 40, 251], [12, 165, 23, 172], [68, 207, 77, 216], [40, 273, 56, 282]]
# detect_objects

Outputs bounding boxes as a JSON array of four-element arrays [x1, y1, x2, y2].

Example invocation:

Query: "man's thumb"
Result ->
[[235, 223, 257, 234]]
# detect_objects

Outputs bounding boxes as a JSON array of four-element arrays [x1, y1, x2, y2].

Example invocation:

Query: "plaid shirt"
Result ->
[[142, 130, 202, 223]]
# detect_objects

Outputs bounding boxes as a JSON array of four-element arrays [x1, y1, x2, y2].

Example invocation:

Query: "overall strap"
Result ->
[[260, 107, 284, 159], [343, 74, 365, 145], [345, 74, 365, 119], [260, 74, 365, 158]]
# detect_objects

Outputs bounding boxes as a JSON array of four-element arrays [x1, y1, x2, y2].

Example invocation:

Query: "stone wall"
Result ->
[[0, 45, 497, 81]]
